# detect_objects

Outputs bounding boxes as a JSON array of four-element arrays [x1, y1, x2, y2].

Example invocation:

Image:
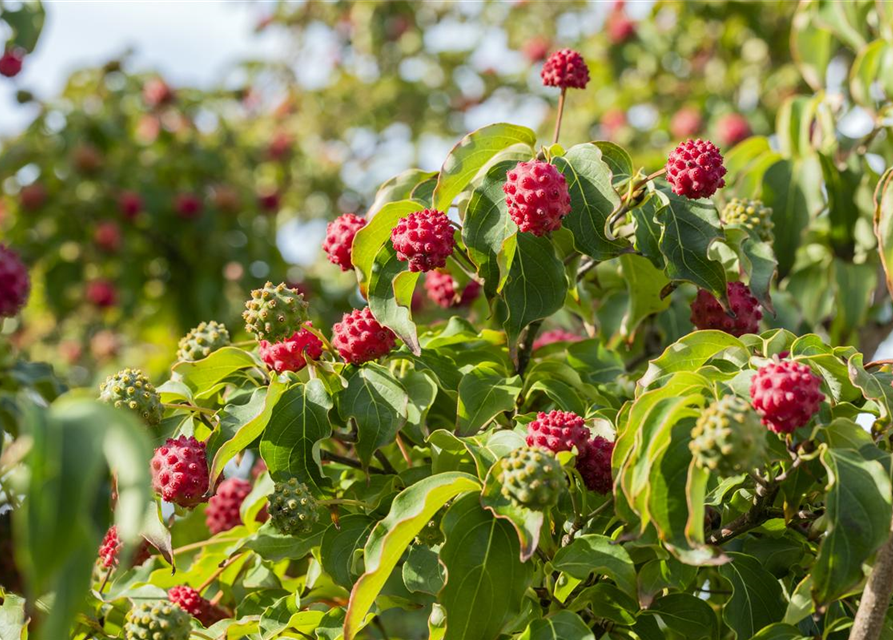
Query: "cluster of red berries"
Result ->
[[391, 209, 455, 272], [150, 435, 210, 507], [0, 48, 24, 78], [690, 282, 762, 337], [503, 160, 572, 236], [168, 585, 227, 626], [540, 49, 590, 90], [205, 478, 252, 534], [0, 244, 30, 318], [525, 410, 614, 495], [424, 270, 480, 308], [258, 325, 325, 374], [665, 138, 727, 199], [323, 213, 366, 271], [332, 307, 397, 365], [533, 329, 582, 350], [98, 526, 152, 569], [750, 360, 824, 434]]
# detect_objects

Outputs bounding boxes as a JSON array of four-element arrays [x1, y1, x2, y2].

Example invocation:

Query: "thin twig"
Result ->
[[374, 450, 398, 475], [321, 450, 387, 475], [198, 552, 246, 594], [552, 88, 567, 145], [516, 320, 543, 378]]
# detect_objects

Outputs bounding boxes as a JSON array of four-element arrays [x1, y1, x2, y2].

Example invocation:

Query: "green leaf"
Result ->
[[17, 397, 152, 640], [619, 253, 671, 340], [850, 40, 893, 107], [791, 2, 835, 90], [717, 553, 786, 639], [573, 583, 638, 625], [751, 623, 808, 640], [551, 534, 637, 599], [848, 353, 893, 420], [368, 169, 438, 217], [812, 447, 893, 605], [820, 153, 860, 259], [352, 199, 424, 291], [344, 472, 481, 640], [592, 141, 634, 188], [173, 346, 259, 397], [631, 197, 665, 269], [519, 611, 594, 640], [402, 544, 445, 595], [338, 363, 408, 466], [553, 143, 628, 260], [259, 379, 333, 493], [1, 1, 45, 52], [439, 493, 534, 640], [640, 331, 747, 389], [0, 594, 26, 640], [456, 364, 522, 436], [648, 593, 717, 640], [210, 380, 287, 482], [242, 521, 324, 562], [463, 159, 520, 296], [321, 514, 376, 589], [502, 233, 568, 348], [432, 123, 537, 212], [654, 189, 727, 301], [368, 243, 421, 354], [760, 159, 810, 279], [875, 169, 893, 300], [830, 259, 876, 345]]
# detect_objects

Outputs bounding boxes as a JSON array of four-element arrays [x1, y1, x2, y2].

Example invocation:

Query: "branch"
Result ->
[[850, 512, 893, 640], [516, 320, 543, 377], [707, 484, 779, 546], [321, 451, 387, 475]]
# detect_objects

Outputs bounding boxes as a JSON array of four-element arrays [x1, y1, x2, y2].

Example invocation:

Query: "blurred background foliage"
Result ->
[[2, 0, 893, 383]]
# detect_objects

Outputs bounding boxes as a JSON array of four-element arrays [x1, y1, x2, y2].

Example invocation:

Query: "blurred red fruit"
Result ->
[[87, 279, 117, 308], [20, 184, 46, 211], [0, 49, 23, 78], [94, 222, 122, 252]]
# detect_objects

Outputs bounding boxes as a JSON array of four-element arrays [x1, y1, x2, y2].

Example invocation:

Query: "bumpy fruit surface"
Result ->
[[499, 447, 564, 510], [415, 510, 445, 546], [721, 198, 774, 243], [533, 329, 582, 350], [243, 281, 309, 342], [168, 586, 226, 626], [323, 213, 366, 271], [690, 282, 762, 337], [390, 209, 455, 272], [151, 436, 210, 507], [87, 279, 117, 308], [0, 49, 23, 78], [258, 324, 324, 373], [540, 48, 590, 89], [99, 368, 164, 426], [124, 601, 191, 640], [98, 526, 123, 568], [331, 307, 396, 365], [576, 436, 614, 494], [665, 139, 727, 199], [526, 410, 590, 454], [424, 271, 481, 308], [177, 321, 231, 362], [750, 360, 824, 434], [717, 113, 752, 147], [503, 160, 571, 236], [206, 477, 251, 534], [268, 478, 319, 536], [0, 244, 30, 318], [690, 396, 766, 476], [175, 192, 202, 219]]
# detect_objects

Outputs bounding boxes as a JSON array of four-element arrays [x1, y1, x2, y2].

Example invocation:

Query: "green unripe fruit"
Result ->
[[721, 198, 774, 243], [177, 320, 231, 362], [690, 395, 766, 477], [99, 368, 163, 426], [268, 478, 319, 536], [242, 282, 309, 342], [415, 509, 444, 546], [499, 447, 564, 511], [124, 601, 191, 640]]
